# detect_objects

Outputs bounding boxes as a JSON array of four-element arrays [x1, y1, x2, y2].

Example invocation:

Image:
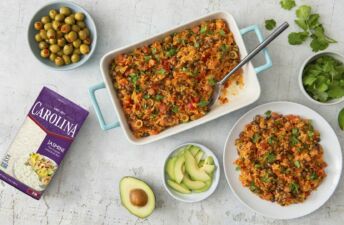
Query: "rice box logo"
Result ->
[[30, 101, 78, 138]]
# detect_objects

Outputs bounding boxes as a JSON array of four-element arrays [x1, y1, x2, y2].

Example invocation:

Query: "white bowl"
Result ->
[[162, 143, 220, 203], [299, 51, 344, 105]]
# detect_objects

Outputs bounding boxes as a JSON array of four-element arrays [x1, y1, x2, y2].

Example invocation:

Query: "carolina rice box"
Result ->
[[0, 87, 88, 199]]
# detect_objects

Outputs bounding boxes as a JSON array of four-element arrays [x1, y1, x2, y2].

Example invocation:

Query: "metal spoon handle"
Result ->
[[218, 22, 289, 85]]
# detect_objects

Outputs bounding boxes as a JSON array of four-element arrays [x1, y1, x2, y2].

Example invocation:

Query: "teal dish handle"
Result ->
[[240, 25, 272, 74], [88, 82, 120, 130]]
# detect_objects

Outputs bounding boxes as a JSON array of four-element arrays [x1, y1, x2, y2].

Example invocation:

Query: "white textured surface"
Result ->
[[0, 0, 343, 224]]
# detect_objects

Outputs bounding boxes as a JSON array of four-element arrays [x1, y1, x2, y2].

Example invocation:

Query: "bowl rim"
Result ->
[[27, 0, 97, 71], [298, 51, 344, 105], [162, 142, 220, 203]]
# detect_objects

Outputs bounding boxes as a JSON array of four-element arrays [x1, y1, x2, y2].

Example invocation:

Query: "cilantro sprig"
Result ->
[[288, 5, 336, 52], [265, 19, 276, 30], [280, 0, 296, 10]]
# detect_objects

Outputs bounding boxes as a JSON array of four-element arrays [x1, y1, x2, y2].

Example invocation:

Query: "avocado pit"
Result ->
[[130, 188, 148, 207]]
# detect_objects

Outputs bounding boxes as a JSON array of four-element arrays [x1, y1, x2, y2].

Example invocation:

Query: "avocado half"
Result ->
[[119, 177, 155, 219]]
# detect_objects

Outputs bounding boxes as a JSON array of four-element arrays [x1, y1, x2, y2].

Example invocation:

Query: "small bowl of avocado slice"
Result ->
[[163, 143, 220, 203], [119, 176, 155, 218]]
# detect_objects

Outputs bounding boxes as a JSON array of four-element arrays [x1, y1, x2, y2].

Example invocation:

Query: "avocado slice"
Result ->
[[201, 164, 215, 175], [174, 156, 185, 183], [195, 151, 204, 164], [204, 156, 214, 165], [182, 174, 206, 190], [165, 157, 177, 181], [184, 151, 210, 182], [167, 179, 191, 194], [119, 177, 155, 219], [194, 179, 212, 193], [198, 159, 205, 167], [189, 145, 201, 156]]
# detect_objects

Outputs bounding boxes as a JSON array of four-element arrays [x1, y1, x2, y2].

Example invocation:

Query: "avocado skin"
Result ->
[[119, 176, 155, 219]]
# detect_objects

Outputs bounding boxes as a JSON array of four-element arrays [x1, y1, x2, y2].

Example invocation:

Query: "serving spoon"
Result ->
[[207, 22, 289, 107]]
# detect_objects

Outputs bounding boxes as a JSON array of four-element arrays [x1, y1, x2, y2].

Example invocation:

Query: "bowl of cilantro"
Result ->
[[299, 51, 344, 105]]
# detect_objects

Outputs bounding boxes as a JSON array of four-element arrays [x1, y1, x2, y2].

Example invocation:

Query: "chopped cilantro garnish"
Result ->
[[294, 160, 301, 168], [155, 94, 164, 101], [290, 182, 299, 194], [200, 26, 207, 34], [166, 48, 177, 57], [310, 171, 318, 180], [252, 133, 261, 143], [280, 0, 296, 10], [265, 19, 277, 30], [219, 29, 225, 36], [265, 152, 276, 163], [265, 110, 272, 118], [172, 105, 179, 113], [198, 100, 208, 107]]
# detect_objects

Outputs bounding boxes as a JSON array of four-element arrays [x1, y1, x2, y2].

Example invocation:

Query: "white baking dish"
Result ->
[[88, 11, 272, 145]]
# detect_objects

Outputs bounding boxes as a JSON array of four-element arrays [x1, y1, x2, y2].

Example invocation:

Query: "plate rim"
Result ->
[[222, 101, 343, 219]]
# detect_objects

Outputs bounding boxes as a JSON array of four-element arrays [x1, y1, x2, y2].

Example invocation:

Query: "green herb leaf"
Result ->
[[265, 19, 276, 30], [294, 160, 301, 168], [290, 182, 299, 194], [261, 174, 271, 183], [310, 171, 318, 180], [252, 133, 261, 143], [129, 73, 139, 85], [208, 77, 216, 86], [166, 48, 177, 57], [143, 94, 150, 99], [339, 108, 344, 130], [296, 5, 312, 20], [249, 181, 258, 192], [290, 136, 299, 146], [265, 152, 276, 163], [172, 105, 179, 113], [265, 110, 272, 118], [219, 29, 226, 36], [280, 0, 296, 10], [155, 94, 164, 101], [157, 68, 166, 75], [268, 135, 278, 145], [292, 128, 299, 136], [200, 26, 207, 34], [288, 31, 309, 45], [198, 100, 208, 107]]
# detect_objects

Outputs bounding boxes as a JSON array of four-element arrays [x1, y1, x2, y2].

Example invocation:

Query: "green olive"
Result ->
[[62, 55, 71, 65], [38, 41, 48, 49], [56, 31, 63, 38], [60, 7, 71, 16], [63, 44, 74, 55], [52, 21, 61, 30], [74, 12, 85, 21], [49, 44, 60, 53], [71, 24, 80, 32], [71, 53, 80, 63], [34, 21, 43, 30], [76, 21, 86, 28], [83, 28, 90, 36], [44, 23, 52, 30], [65, 16, 75, 25], [78, 30, 88, 40], [39, 30, 48, 40], [67, 31, 77, 42], [48, 38, 57, 45], [72, 39, 81, 48], [47, 29, 56, 39], [60, 24, 71, 33], [80, 44, 90, 54], [40, 49, 50, 58], [57, 38, 66, 47], [54, 56, 65, 66], [41, 16, 51, 24], [35, 33, 42, 42], [83, 38, 91, 45], [49, 53, 57, 62], [73, 48, 81, 55], [57, 50, 63, 56], [54, 14, 65, 22], [49, 9, 57, 19]]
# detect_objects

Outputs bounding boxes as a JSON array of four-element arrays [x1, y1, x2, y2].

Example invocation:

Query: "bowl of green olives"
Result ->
[[28, 1, 97, 70]]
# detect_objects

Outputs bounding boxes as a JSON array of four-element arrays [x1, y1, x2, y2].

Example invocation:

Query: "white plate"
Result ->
[[223, 101, 342, 219], [162, 143, 220, 203]]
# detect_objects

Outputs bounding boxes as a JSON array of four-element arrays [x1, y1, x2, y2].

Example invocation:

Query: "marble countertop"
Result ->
[[0, 0, 343, 224]]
